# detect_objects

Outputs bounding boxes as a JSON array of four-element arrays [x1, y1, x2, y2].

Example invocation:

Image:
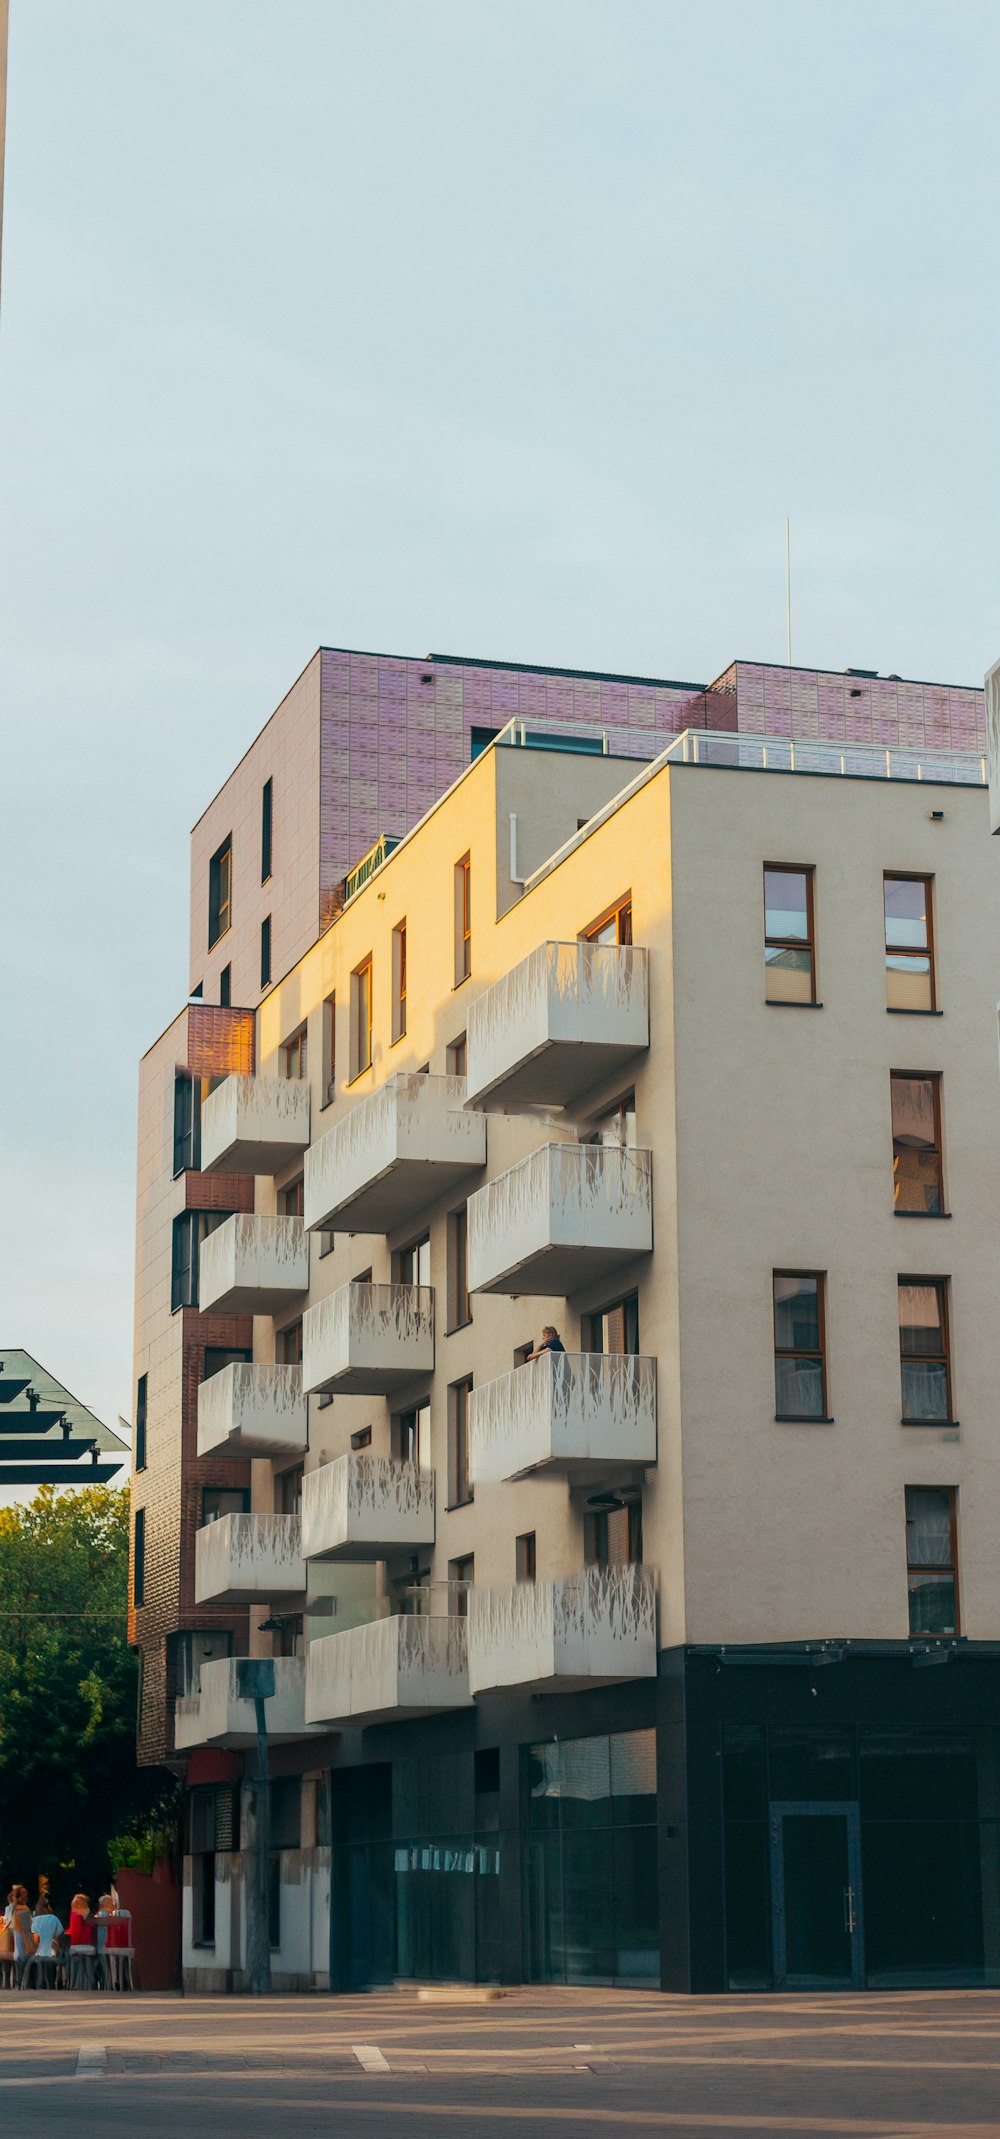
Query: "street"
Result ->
[[2, 1987, 999, 2137]]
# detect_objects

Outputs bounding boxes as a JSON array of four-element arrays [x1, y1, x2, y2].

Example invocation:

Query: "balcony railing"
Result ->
[[466, 941, 649, 1110], [468, 1141, 652, 1296], [467, 1565, 657, 1695], [305, 1612, 472, 1728], [196, 1362, 307, 1460], [468, 1351, 656, 1483], [302, 1454, 435, 1562], [200, 1074, 311, 1176], [664, 728, 987, 787], [302, 1282, 434, 1396], [174, 1655, 310, 1750], [194, 1512, 305, 1606], [303, 1073, 485, 1235], [198, 1213, 309, 1316]]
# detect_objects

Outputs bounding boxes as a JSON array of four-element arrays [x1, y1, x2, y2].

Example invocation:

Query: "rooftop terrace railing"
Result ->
[[663, 729, 987, 786]]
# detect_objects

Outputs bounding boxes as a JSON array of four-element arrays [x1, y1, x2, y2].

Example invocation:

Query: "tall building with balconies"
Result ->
[[132, 644, 1000, 1994]]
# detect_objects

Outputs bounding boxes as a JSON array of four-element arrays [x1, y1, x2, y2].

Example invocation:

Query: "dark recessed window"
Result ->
[[133, 1507, 145, 1607], [261, 777, 273, 884], [208, 837, 232, 949], [773, 1272, 827, 1419], [219, 964, 231, 1008], [172, 1073, 201, 1176], [135, 1374, 147, 1472], [448, 1378, 474, 1507], [906, 1485, 958, 1634], [260, 915, 272, 991]]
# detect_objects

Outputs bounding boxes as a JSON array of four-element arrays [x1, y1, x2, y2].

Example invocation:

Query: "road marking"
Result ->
[[352, 2044, 390, 2072], [75, 2045, 107, 2078]]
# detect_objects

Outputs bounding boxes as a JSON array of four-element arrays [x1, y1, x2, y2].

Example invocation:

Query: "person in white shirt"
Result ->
[[31, 1906, 63, 1959]]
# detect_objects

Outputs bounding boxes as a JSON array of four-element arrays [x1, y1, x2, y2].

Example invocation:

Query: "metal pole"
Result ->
[[785, 517, 792, 667], [236, 1657, 275, 1995]]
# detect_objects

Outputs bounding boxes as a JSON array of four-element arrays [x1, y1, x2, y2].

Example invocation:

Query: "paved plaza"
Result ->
[[1, 1987, 999, 2137]]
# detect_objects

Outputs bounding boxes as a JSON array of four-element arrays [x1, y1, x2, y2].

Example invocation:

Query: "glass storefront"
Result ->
[[723, 1723, 1000, 1990], [523, 1728, 659, 1986]]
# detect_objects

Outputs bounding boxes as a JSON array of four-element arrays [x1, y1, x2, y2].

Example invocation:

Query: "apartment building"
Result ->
[[131, 642, 1000, 1994]]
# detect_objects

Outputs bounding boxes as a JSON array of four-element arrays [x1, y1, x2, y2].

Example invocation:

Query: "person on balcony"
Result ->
[[525, 1326, 565, 1360]]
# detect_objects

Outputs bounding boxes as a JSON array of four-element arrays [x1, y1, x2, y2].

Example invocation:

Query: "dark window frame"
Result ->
[[208, 836, 232, 950], [772, 1269, 828, 1421], [261, 777, 273, 884], [448, 1376, 474, 1509], [133, 1506, 145, 1607], [135, 1374, 147, 1472], [582, 894, 633, 946], [260, 914, 272, 991], [763, 863, 816, 1005], [884, 872, 936, 1012], [891, 1071, 945, 1215], [898, 1275, 954, 1425], [905, 1484, 959, 1635]]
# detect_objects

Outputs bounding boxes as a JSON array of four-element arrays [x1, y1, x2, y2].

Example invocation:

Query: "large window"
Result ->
[[773, 1272, 827, 1420], [170, 1211, 213, 1312], [283, 1026, 307, 1079], [891, 1074, 944, 1214], [172, 1072, 201, 1176], [884, 874, 935, 1012], [524, 1730, 658, 1987], [352, 956, 373, 1077], [448, 1378, 473, 1507], [455, 855, 472, 984], [393, 1401, 430, 1468], [278, 1175, 304, 1219], [277, 1317, 303, 1366], [201, 1486, 249, 1525], [447, 1206, 470, 1330], [905, 1486, 958, 1634], [898, 1279, 952, 1422], [584, 1497, 643, 1567], [763, 865, 816, 1004], [583, 1290, 639, 1355], [208, 836, 232, 949], [394, 1233, 430, 1288], [275, 1465, 304, 1517], [448, 1553, 475, 1617]]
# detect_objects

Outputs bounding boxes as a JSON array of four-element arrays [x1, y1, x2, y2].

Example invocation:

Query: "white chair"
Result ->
[[104, 1947, 135, 1991], [68, 1944, 97, 1990]]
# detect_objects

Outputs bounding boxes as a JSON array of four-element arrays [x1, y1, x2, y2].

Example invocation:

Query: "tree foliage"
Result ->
[[0, 1485, 172, 1906]]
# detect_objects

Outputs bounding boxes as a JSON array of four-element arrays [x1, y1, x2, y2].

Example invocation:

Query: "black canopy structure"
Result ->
[[0, 1351, 129, 1498]]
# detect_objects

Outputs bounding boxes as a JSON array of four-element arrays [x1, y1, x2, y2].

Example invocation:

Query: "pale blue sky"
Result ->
[[0, 0, 997, 1431]]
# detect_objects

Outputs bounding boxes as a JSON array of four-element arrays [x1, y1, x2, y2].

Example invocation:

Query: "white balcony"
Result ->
[[174, 1656, 311, 1751], [302, 1282, 434, 1397], [194, 1512, 306, 1606], [467, 1142, 652, 1296], [196, 1362, 307, 1460], [468, 1351, 656, 1484], [466, 941, 649, 1110], [302, 1454, 435, 1563], [198, 1213, 309, 1316], [303, 1073, 485, 1236], [467, 1565, 657, 1696], [200, 1074, 311, 1176], [305, 1612, 472, 1728]]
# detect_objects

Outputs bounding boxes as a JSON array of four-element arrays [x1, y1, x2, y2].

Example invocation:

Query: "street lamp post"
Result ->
[[235, 1657, 276, 1995]]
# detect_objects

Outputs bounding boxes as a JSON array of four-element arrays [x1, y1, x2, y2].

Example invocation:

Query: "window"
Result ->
[[261, 777, 273, 883], [322, 992, 337, 1104], [208, 836, 232, 949], [278, 1175, 304, 1219], [277, 1318, 303, 1366], [885, 875, 935, 1011], [352, 957, 373, 1077], [319, 1229, 335, 1258], [584, 1092, 636, 1149], [583, 895, 632, 947], [898, 1279, 952, 1423], [219, 963, 231, 1008], [891, 1074, 944, 1214], [283, 1027, 307, 1080], [516, 1532, 536, 1583], [763, 865, 816, 1004], [201, 1345, 252, 1382], [394, 1402, 429, 1467], [350, 1425, 372, 1451], [449, 1552, 475, 1616], [447, 1033, 467, 1078], [392, 921, 407, 1042], [201, 1486, 249, 1525], [455, 855, 472, 983], [584, 1496, 643, 1566], [260, 915, 272, 990], [448, 1378, 474, 1507], [393, 1233, 430, 1289], [171, 1210, 227, 1312], [274, 1613, 303, 1660], [172, 1072, 201, 1176], [133, 1507, 145, 1607], [275, 1465, 304, 1516], [773, 1273, 827, 1420], [135, 1374, 147, 1472], [447, 1206, 470, 1330], [905, 1486, 958, 1634], [583, 1291, 639, 1355]]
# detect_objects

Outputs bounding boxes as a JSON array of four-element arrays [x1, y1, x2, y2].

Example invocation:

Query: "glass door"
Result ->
[[770, 1802, 864, 1989]]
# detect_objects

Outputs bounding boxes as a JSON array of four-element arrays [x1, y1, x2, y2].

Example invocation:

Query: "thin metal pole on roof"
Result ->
[[785, 517, 792, 667]]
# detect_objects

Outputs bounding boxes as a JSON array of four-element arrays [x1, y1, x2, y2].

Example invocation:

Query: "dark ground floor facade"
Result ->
[[183, 1641, 1000, 1993]]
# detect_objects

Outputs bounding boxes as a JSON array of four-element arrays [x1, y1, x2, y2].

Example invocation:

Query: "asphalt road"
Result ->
[[2, 1985, 999, 2138]]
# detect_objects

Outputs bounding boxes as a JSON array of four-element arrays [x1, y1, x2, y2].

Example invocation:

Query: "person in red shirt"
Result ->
[[68, 1893, 93, 1945]]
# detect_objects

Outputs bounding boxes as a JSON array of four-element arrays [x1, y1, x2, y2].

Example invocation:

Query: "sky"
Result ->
[[0, 0, 997, 1433]]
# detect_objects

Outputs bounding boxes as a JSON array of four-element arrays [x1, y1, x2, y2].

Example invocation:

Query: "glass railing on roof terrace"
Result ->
[[664, 729, 986, 786]]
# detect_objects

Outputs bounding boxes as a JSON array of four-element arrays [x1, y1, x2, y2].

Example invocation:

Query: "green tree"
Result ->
[[0, 1484, 172, 1909]]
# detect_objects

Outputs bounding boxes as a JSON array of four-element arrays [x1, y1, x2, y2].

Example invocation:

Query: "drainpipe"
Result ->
[[237, 1658, 275, 1994]]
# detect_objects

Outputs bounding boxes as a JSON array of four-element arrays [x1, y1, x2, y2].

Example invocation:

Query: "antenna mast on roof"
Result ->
[[785, 516, 792, 668]]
